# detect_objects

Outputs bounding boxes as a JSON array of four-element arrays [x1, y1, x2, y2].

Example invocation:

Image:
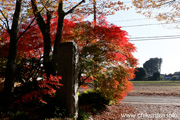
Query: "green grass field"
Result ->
[[131, 80, 180, 86]]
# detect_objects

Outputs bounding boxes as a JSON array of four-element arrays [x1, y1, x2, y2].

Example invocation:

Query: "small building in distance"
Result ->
[[162, 72, 180, 80], [172, 72, 180, 80]]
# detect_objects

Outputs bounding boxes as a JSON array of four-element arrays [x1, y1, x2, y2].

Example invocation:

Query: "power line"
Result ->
[[122, 22, 170, 28], [130, 35, 180, 40], [80, 0, 132, 7], [111, 18, 148, 22], [129, 36, 180, 41]]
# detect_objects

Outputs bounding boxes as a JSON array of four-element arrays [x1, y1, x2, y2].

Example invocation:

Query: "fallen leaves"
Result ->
[[90, 102, 180, 120]]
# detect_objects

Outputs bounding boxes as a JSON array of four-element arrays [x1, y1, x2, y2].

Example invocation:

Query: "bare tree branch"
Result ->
[[157, 0, 176, 6], [0, 17, 7, 29], [0, 24, 5, 30], [41, 0, 51, 12], [17, 6, 45, 40], [31, 0, 46, 33], [17, 17, 36, 40], [65, 0, 85, 15], [0, 9, 9, 31]]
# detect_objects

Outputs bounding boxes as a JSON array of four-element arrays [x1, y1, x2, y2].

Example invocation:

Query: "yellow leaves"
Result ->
[[137, 11, 142, 14], [26, 8, 33, 16], [134, 0, 180, 24]]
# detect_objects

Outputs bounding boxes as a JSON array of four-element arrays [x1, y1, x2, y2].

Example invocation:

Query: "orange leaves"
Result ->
[[80, 85, 88, 90], [94, 63, 136, 101]]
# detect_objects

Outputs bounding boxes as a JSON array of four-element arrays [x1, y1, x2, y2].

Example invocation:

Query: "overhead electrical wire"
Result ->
[[66, 1, 179, 42], [111, 18, 148, 22], [129, 35, 180, 41], [122, 22, 172, 28], [79, 0, 132, 7], [129, 37, 180, 41], [130, 35, 180, 39]]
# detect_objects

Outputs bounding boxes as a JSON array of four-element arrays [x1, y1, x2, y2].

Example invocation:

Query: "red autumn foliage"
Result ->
[[70, 18, 137, 100], [0, 16, 137, 101], [0, 17, 76, 58], [14, 75, 62, 104]]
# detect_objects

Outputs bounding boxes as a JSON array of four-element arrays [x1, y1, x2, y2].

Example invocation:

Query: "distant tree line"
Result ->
[[134, 58, 162, 81]]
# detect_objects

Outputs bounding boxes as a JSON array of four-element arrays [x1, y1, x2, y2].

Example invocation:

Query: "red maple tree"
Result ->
[[0, 17, 137, 101]]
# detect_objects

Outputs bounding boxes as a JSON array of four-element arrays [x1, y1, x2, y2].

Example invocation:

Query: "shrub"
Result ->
[[78, 109, 91, 120], [7, 111, 29, 120], [79, 90, 110, 111], [13, 75, 62, 105], [13, 57, 62, 105]]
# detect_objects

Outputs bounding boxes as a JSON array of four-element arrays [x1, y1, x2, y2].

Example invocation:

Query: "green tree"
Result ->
[[134, 67, 147, 81], [143, 58, 162, 76], [152, 71, 160, 81]]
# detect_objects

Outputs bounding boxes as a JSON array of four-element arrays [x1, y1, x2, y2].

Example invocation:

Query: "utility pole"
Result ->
[[93, 0, 96, 25]]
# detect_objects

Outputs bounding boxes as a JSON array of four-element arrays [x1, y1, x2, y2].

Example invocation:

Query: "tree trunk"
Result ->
[[52, 0, 85, 75], [4, 40, 18, 108], [43, 32, 51, 78], [52, 1, 65, 75], [43, 12, 52, 78], [3, 0, 22, 110], [31, 0, 52, 77], [31, 0, 84, 76]]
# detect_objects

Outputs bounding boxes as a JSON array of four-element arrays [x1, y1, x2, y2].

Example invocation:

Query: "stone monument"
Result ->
[[56, 42, 79, 119]]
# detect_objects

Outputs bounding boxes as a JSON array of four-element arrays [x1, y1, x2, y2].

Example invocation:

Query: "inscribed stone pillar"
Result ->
[[56, 42, 79, 119]]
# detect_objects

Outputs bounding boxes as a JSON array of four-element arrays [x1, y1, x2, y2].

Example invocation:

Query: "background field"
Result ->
[[128, 81, 180, 97]]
